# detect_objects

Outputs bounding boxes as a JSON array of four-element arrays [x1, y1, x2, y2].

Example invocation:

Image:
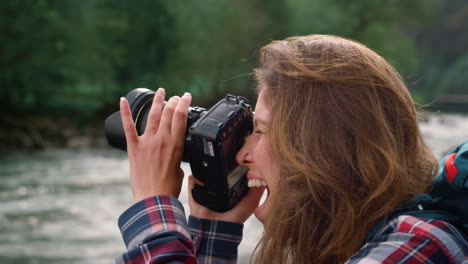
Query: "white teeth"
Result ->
[[248, 179, 268, 188]]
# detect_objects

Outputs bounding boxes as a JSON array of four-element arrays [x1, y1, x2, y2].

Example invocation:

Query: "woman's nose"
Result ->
[[236, 138, 253, 165]]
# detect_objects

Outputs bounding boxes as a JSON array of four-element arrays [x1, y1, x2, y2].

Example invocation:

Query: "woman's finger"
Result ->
[[120, 97, 138, 149], [188, 176, 205, 204], [172, 92, 192, 139], [144, 88, 165, 134], [189, 175, 205, 187], [159, 96, 180, 135]]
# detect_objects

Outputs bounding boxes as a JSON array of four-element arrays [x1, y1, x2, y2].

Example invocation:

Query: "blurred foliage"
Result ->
[[0, 0, 466, 121], [412, 0, 468, 101]]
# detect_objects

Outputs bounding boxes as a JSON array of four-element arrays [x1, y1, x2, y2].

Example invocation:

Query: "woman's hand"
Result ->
[[120, 88, 192, 203], [188, 176, 264, 224]]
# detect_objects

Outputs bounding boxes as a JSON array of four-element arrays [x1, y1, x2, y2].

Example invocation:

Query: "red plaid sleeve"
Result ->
[[115, 196, 244, 264], [115, 196, 196, 264], [346, 216, 468, 263]]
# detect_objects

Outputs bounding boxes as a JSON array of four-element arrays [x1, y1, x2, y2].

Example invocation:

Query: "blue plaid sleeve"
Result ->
[[188, 216, 244, 264]]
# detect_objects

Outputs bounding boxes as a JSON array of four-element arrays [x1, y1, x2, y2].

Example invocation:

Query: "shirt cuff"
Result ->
[[118, 196, 190, 249], [188, 215, 243, 261]]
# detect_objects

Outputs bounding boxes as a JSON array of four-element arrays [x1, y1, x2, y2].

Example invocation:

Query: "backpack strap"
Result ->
[[431, 140, 468, 235], [365, 194, 463, 243], [366, 141, 468, 243]]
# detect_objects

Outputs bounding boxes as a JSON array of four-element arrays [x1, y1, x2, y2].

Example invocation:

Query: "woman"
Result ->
[[116, 35, 468, 263]]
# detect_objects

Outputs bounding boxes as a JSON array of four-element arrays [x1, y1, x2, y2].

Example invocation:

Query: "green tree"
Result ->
[[414, 0, 468, 101], [0, 0, 115, 116], [0, 0, 447, 119], [286, 0, 439, 73]]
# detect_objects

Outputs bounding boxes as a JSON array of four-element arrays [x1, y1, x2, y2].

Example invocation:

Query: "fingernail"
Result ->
[[184, 92, 191, 97], [120, 97, 125, 102], [157, 87, 164, 93], [173, 96, 181, 100]]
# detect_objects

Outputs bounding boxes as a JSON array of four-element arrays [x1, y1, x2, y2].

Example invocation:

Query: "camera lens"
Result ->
[[104, 88, 207, 154]]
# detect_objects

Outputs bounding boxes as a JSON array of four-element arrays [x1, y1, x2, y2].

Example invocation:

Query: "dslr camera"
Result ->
[[105, 88, 253, 212]]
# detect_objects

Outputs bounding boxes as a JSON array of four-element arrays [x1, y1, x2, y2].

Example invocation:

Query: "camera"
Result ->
[[105, 88, 253, 212]]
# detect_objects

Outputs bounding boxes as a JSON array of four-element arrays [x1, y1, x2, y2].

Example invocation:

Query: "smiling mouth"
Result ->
[[247, 177, 270, 207], [247, 178, 268, 187]]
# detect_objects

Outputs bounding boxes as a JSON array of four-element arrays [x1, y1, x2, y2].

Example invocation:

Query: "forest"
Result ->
[[1, 0, 467, 150]]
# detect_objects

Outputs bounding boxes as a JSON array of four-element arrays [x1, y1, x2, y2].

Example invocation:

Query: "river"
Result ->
[[0, 113, 467, 264]]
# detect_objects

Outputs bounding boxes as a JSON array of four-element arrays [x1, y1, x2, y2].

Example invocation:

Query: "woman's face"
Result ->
[[236, 90, 280, 223]]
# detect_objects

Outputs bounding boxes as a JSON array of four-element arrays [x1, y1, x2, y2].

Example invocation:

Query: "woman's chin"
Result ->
[[254, 198, 270, 223]]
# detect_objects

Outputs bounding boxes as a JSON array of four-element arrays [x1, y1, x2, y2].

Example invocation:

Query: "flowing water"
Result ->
[[0, 113, 467, 264]]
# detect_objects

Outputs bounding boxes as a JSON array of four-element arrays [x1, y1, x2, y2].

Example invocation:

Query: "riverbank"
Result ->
[[1, 110, 466, 154], [0, 114, 107, 153]]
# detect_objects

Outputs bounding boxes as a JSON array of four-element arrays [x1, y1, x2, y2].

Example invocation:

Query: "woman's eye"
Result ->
[[252, 122, 269, 135], [255, 128, 270, 135]]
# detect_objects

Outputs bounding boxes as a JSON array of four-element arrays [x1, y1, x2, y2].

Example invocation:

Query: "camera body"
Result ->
[[187, 94, 252, 212], [105, 88, 253, 212]]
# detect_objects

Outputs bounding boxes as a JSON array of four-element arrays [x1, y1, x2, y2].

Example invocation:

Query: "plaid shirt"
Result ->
[[116, 196, 468, 264], [346, 215, 468, 263], [115, 196, 242, 264]]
